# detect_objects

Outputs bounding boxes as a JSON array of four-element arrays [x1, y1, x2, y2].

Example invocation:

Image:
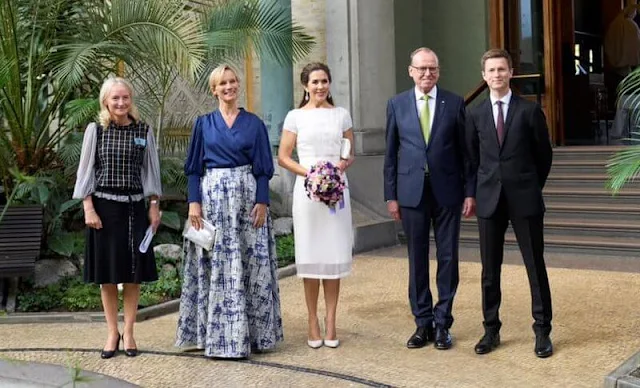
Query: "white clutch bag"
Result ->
[[340, 138, 351, 159], [182, 219, 216, 251]]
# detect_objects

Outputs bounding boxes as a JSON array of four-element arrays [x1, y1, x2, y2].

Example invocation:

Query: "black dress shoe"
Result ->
[[406, 326, 434, 349], [534, 334, 553, 358], [122, 334, 138, 357], [101, 333, 121, 359], [474, 332, 500, 355], [434, 327, 452, 350]]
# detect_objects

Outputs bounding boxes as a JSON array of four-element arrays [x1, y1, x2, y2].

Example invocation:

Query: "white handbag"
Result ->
[[340, 138, 351, 160], [182, 218, 216, 251]]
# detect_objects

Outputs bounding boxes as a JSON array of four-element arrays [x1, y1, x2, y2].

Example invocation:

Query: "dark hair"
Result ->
[[481, 48, 513, 71], [298, 62, 335, 108]]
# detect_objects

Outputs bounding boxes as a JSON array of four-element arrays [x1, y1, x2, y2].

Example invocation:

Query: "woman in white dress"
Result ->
[[278, 63, 355, 349]]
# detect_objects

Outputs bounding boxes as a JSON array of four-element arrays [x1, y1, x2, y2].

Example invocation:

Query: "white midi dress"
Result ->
[[282, 107, 354, 279]]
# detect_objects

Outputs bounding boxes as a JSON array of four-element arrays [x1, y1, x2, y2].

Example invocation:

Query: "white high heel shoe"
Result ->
[[307, 319, 323, 349], [324, 338, 339, 348], [307, 339, 324, 349], [324, 318, 340, 348]]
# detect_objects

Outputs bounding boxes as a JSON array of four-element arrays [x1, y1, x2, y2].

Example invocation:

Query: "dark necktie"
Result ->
[[496, 100, 505, 146]]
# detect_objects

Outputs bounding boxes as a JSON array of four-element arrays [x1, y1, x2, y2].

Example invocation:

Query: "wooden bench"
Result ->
[[0, 205, 43, 278]]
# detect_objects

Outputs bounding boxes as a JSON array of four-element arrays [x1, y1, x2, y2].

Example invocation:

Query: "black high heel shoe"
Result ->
[[122, 334, 138, 357], [101, 333, 121, 359]]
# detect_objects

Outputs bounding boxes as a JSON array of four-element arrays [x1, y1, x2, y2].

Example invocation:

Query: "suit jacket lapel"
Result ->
[[502, 94, 518, 147], [484, 99, 501, 151], [428, 92, 445, 147], [403, 90, 424, 144]]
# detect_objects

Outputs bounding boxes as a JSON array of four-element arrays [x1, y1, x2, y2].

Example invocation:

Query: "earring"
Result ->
[[304, 91, 309, 101], [328, 92, 332, 100]]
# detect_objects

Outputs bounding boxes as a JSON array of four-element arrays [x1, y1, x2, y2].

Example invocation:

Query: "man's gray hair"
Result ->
[[409, 47, 439, 64]]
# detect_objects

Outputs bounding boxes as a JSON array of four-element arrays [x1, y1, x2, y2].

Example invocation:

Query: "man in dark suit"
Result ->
[[465, 49, 554, 358], [384, 47, 476, 350]]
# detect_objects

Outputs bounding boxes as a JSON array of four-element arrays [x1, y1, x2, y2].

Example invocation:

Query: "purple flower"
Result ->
[[304, 160, 346, 210]]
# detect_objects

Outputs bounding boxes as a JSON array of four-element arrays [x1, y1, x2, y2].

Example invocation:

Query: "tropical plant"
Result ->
[[0, 0, 204, 192], [0, 0, 314, 259], [607, 66, 640, 193]]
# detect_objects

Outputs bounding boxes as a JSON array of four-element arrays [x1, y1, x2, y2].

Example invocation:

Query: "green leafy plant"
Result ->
[[139, 263, 181, 307], [276, 234, 294, 267], [607, 65, 640, 193], [0, 0, 205, 195], [61, 278, 102, 311]]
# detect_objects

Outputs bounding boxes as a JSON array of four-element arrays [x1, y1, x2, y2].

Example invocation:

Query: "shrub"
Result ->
[[276, 234, 295, 267]]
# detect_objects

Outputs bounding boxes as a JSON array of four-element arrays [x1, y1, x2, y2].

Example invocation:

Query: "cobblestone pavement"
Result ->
[[0, 246, 639, 387]]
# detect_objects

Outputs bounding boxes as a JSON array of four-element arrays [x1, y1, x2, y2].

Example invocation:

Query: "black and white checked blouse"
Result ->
[[95, 121, 147, 193], [72, 121, 162, 202]]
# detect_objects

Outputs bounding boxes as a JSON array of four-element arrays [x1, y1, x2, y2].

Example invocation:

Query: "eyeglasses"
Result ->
[[410, 65, 440, 75]]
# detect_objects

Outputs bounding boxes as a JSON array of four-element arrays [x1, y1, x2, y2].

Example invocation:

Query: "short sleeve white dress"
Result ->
[[282, 107, 354, 279]]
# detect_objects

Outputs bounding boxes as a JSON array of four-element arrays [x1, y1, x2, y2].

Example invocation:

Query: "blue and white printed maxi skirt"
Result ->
[[175, 165, 283, 358]]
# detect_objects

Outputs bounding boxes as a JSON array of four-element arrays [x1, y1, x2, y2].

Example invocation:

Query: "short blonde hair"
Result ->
[[208, 64, 240, 98], [98, 77, 140, 127]]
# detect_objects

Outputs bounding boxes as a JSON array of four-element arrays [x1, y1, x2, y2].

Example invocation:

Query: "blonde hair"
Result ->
[[98, 77, 140, 127], [208, 64, 240, 99]]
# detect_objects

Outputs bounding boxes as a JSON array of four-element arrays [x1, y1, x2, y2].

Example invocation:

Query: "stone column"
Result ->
[[326, 0, 396, 216]]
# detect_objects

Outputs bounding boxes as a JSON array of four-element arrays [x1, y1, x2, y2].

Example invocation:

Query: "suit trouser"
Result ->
[[477, 192, 553, 335], [401, 176, 461, 329]]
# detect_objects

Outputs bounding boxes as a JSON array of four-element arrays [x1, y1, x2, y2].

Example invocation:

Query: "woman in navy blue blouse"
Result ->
[[175, 64, 283, 358]]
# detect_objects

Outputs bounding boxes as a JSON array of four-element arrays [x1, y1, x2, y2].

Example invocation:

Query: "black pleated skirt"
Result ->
[[84, 196, 158, 284]]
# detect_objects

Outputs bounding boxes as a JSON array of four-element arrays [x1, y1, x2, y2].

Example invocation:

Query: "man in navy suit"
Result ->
[[384, 47, 476, 350]]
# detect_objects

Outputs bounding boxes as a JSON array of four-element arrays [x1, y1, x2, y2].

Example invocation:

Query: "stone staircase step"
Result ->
[[545, 202, 640, 221], [457, 232, 640, 257], [351, 201, 397, 253], [550, 161, 609, 175], [551, 146, 626, 161], [460, 217, 640, 239], [545, 174, 640, 189], [544, 188, 640, 204]]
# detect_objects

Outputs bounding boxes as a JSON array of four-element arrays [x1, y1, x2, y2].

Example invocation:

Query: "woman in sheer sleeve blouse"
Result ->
[[175, 64, 283, 358], [73, 77, 162, 359]]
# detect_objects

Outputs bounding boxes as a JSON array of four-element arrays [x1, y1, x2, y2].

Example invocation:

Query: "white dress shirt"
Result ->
[[489, 89, 512, 129], [415, 85, 437, 131]]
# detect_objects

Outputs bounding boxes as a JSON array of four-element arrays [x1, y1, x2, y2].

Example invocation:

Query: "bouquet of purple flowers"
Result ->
[[304, 160, 346, 211]]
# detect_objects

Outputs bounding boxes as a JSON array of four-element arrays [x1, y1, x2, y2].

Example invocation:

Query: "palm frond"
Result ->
[[159, 155, 188, 196], [57, 131, 84, 179], [107, 0, 206, 80], [62, 98, 99, 129], [50, 42, 124, 91], [618, 68, 640, 132], [204, 0, 315, 65], [606, 139, 640, 193]]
